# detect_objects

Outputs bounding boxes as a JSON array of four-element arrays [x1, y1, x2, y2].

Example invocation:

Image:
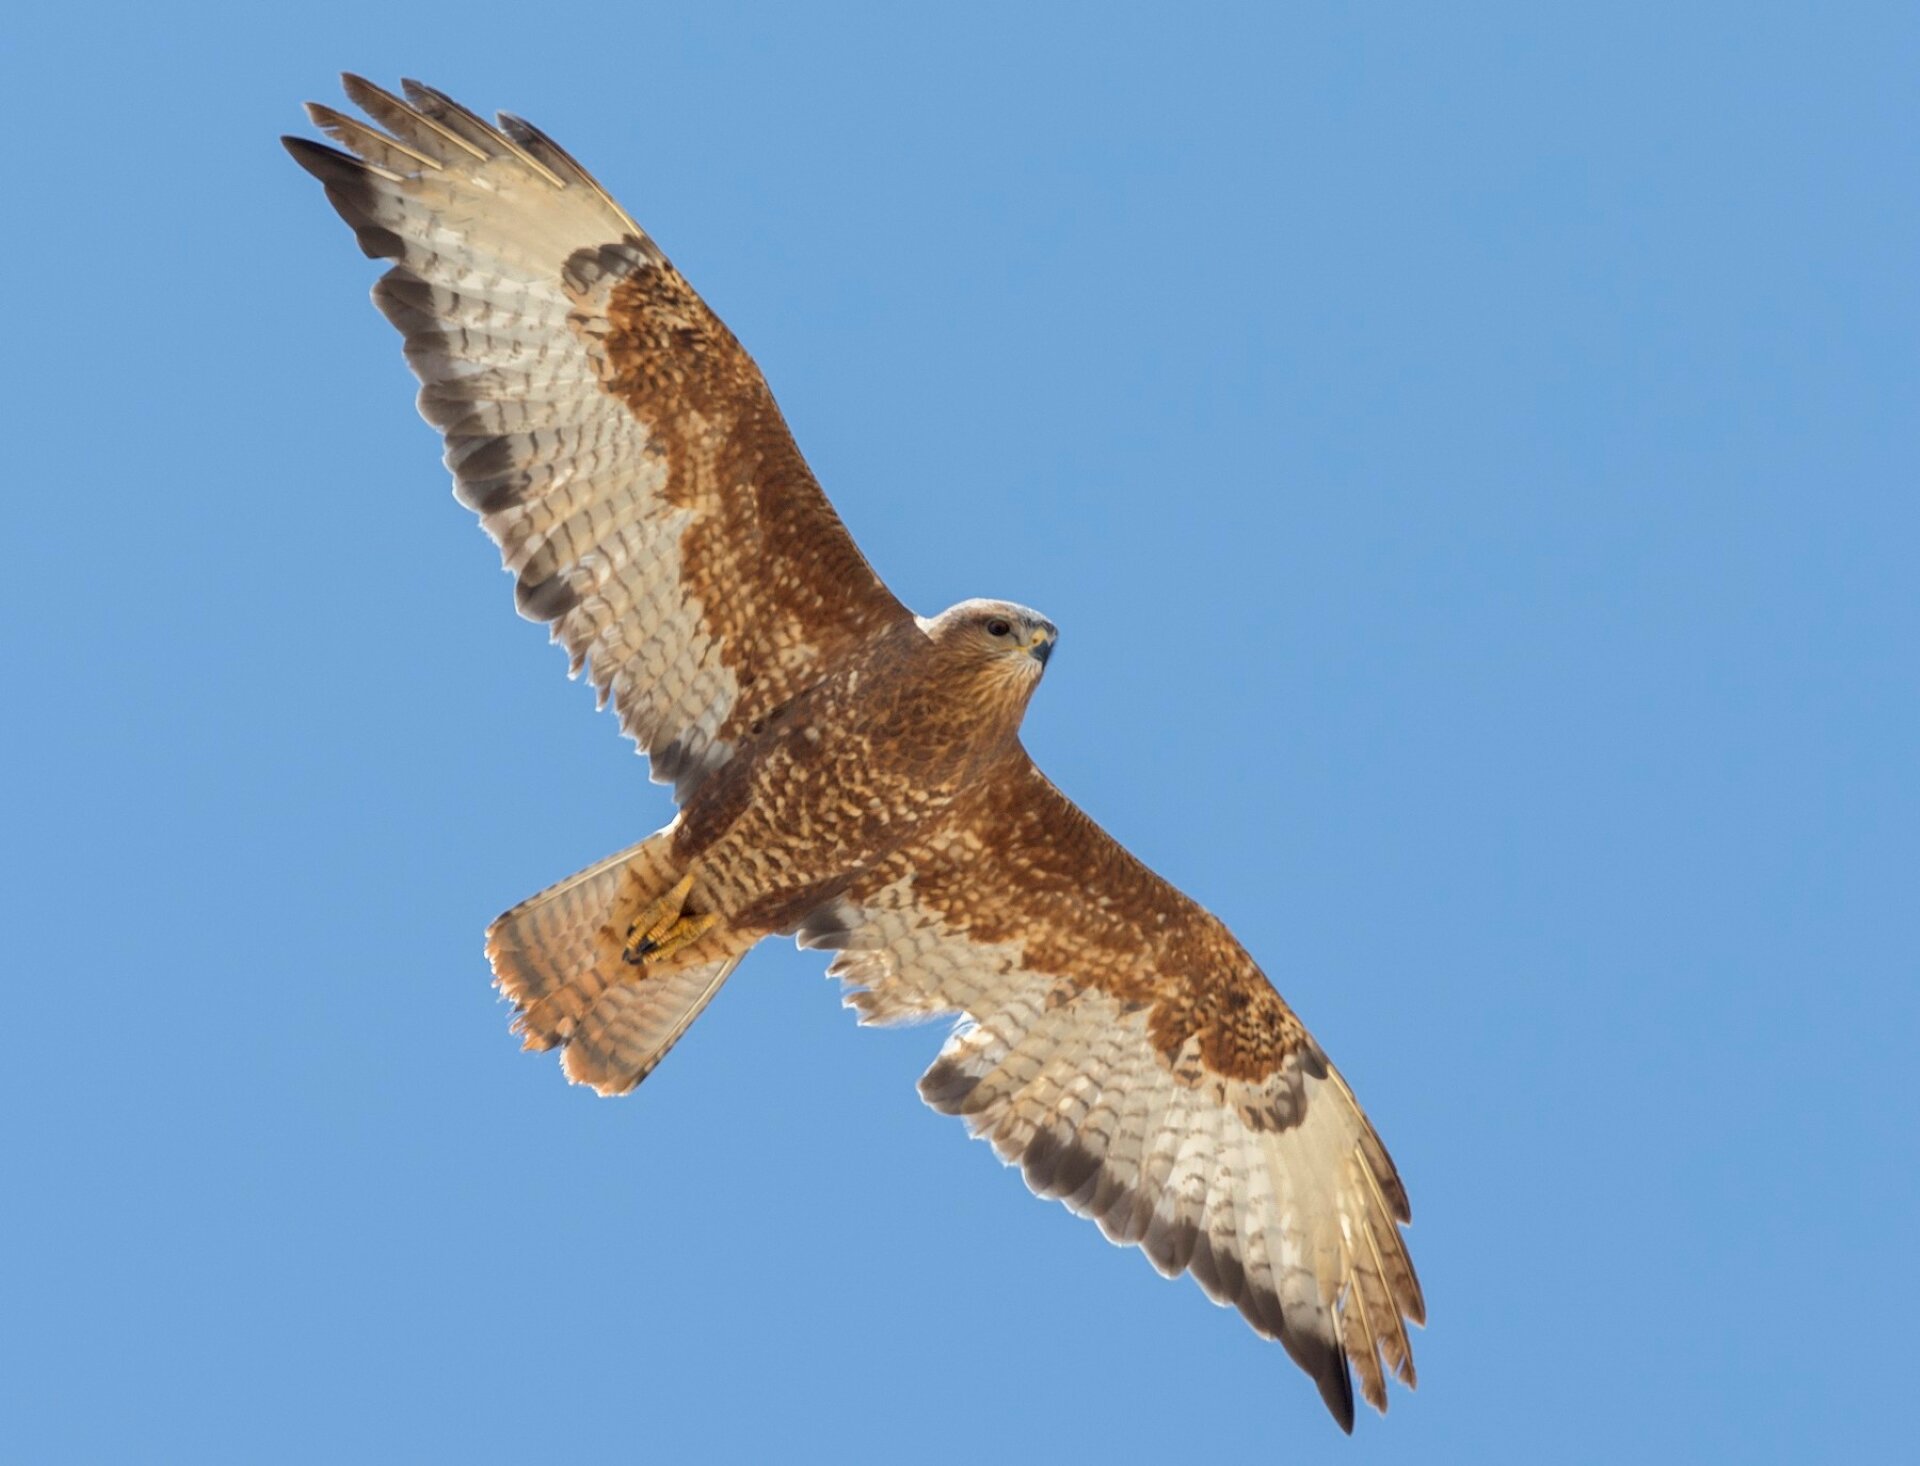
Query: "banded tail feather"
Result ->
[[487, 829, 752, 1095]]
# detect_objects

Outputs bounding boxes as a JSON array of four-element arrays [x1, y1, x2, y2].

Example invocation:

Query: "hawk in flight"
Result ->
[[286, 77, 1423, 1429]]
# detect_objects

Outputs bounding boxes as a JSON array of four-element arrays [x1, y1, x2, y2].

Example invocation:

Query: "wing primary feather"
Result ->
[[1360, 1206, 1417, 1387], [398, 78, 566, 187], [1353, 1133, 1426, 1326], [496, 111, 642, 233], [1340, 1243, 1389, 1413], [1328, 1297, 1359, 1435], [280, 136, 410, 264], [339, 73, 490, 163], [282, 134, 397, 186], [1327, 1061, 1412, 1223], [304, 103, 442, 173]]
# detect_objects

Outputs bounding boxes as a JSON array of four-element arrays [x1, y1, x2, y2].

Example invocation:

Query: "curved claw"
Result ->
[[621, 873, 714, 966]]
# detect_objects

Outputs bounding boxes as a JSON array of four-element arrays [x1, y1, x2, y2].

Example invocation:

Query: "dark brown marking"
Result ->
[[587, 253, 910, 759]]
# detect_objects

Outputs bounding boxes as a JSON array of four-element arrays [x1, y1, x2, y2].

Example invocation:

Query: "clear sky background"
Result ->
[[4, 4, 1915, 1462]]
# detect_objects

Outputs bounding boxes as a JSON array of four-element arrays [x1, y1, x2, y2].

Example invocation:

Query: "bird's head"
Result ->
[[920, 598, 1059, 709]]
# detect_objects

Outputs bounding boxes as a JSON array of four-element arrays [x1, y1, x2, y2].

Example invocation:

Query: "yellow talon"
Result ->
[[622, 873, 712, 966], [640, 873, 696, 945], [642, 911, 718, 965]]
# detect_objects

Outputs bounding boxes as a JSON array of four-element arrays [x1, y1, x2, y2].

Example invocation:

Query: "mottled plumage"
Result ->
[[286, 77, 1423, 1430]]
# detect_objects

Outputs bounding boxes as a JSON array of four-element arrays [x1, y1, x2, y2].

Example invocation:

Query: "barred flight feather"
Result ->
[[814, 761, 1423, 1433], [284, 77, 909, 802]]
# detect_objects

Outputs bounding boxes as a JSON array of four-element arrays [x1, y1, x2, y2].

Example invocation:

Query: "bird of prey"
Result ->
[[285, 76, 1423, 1430]]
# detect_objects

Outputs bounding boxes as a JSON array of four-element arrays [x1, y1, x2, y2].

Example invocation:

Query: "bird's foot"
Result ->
[[620, 872, 717, 966]]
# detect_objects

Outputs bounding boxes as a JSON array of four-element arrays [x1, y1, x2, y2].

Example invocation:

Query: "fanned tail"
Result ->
[[486, 828, 753, 1094]]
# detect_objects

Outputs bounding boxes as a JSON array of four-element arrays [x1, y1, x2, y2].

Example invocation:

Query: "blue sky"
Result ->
[[5, 3, 1915, 1461]]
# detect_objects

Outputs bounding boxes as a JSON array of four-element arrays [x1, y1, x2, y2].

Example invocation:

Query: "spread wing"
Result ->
[[285, 78, 911, 798], [798, 752, 1423, 1430]]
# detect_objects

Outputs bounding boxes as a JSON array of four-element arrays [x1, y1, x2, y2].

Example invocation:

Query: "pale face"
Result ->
[[925, 598, 1058, 670]]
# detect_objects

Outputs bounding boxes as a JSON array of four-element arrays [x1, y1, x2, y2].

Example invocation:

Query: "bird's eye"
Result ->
[[986, 617, 1012, 638]]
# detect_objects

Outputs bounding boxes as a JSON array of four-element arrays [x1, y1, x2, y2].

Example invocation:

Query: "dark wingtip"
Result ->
[[280, 133, 325, 167], [281, 134, 358, 182], [918, 1055, 980, 1113], [514, 571, 581, 623], [280, 136, 400, 259], [1283, 1327, 1356, 1433], [1320, 1355, 1357, 1433]]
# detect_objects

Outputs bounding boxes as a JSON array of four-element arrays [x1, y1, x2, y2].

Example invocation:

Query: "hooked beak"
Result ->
[[1029, 629, 1056, 667]]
